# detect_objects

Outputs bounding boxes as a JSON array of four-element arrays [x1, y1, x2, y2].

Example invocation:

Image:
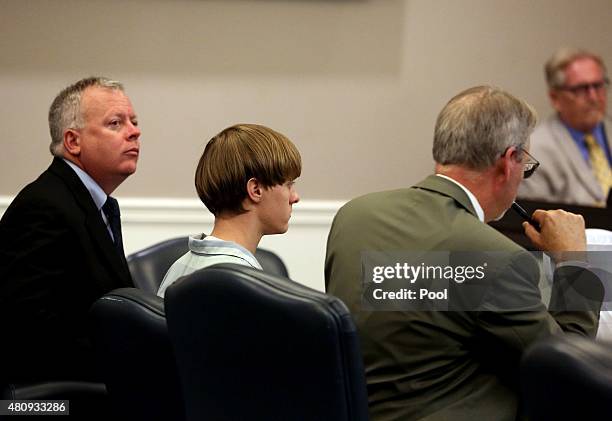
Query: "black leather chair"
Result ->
[[127, 236, 289, 293], [254, 247, 289, 278], [521, 335, 612, 421], [89, 288, 184, 421], [127, 237, 188, 293], [1, 381, 108, 419], [165, 263, 369, 421], [1, 382, 106, 400]]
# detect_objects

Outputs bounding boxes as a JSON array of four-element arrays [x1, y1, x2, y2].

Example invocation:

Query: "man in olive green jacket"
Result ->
[[325, 86, 602, 421]]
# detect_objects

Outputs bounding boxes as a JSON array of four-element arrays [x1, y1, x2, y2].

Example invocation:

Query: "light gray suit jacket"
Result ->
[[519, 114, 612, 206]]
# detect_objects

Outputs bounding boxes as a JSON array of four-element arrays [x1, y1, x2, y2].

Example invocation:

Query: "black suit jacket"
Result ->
[[0, 158, 133, 383]]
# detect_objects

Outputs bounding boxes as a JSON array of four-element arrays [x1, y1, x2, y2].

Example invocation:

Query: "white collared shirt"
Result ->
[[435, 174, 485, 222]]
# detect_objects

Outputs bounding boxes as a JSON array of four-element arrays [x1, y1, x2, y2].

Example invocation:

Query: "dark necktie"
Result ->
[[102, 196, 125, 257]]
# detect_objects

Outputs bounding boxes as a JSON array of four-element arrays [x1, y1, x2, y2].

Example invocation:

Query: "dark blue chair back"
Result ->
[[165, 263, 369, 421]]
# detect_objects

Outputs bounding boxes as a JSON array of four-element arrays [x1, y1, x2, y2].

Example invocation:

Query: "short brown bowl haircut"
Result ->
[[195, 124, 302, 216]]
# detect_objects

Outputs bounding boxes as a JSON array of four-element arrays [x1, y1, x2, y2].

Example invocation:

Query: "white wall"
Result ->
[[2, 0, 612, 201]]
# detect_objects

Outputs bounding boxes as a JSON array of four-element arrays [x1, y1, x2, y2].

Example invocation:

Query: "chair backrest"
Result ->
[[127, 236, 289, 293], [165, 263, 369, 421], [89, 288, 184, 421], [127, 237, 189, 293], [521, 335, 612, 421], [254, 247, 289, 278]]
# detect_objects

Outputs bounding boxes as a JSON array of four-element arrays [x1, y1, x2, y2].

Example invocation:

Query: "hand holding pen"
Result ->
[[512, 202, 587, 258], [511, 202, 540, 231]]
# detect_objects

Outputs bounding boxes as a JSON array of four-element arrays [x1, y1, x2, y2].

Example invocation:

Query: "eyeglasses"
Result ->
[[502, 147, 539, 179], [519, 149, 539, 179], [557, 77, 610, 97]]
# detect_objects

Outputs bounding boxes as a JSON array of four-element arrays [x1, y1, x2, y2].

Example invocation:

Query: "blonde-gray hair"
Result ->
[[433, 86, 537, 170], [48, 76, 124, 156], [545, 47, 607, 89]]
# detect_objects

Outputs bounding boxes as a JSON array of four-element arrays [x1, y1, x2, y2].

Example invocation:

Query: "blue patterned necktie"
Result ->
[[102, 196, 125, 257]]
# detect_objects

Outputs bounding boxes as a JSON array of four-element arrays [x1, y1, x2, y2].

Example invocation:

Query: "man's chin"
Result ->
[[585, 110, 605, 126], [120, 163, 138, 176]]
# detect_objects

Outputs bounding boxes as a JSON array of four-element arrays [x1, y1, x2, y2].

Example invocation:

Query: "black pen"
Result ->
[[511, 202, 540, 231]]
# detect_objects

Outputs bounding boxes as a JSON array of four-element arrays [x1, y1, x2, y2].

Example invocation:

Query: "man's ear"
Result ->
[[497, 146, 517, 183], [63, 129, 81, 156], [246, 177, 263, 204]]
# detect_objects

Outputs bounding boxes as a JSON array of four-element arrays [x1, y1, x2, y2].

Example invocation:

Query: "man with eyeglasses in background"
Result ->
[[519, 47, 612, 206]]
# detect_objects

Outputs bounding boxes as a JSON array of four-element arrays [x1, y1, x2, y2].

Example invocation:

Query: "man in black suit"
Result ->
[[0, 77, 140, 383]]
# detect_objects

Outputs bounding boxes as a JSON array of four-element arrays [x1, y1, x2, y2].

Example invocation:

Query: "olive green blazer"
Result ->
[[325, 175, 600, 421]]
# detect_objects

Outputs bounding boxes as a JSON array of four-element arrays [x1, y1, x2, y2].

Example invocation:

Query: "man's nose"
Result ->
[[127, 122, 141, 140]]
